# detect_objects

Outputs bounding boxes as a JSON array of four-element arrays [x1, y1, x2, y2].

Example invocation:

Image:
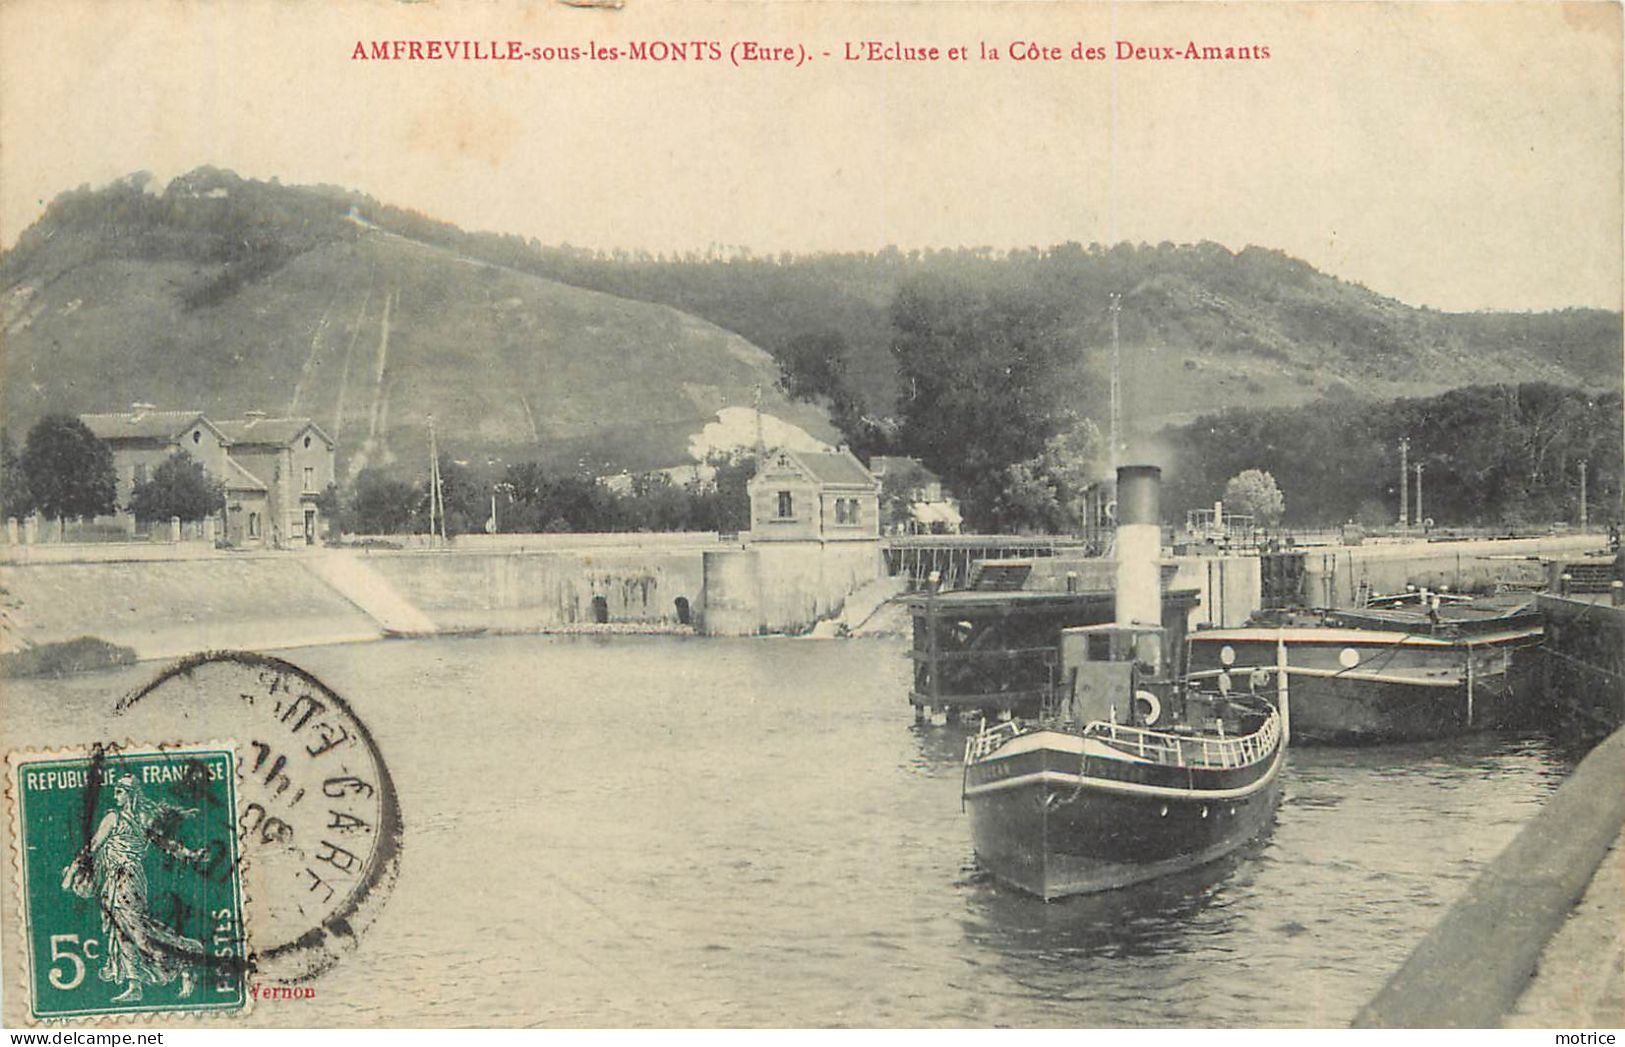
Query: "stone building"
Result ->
[[747, 447, 880, 542], [214, 414, 337, 546], [77, 407, 333, 546]]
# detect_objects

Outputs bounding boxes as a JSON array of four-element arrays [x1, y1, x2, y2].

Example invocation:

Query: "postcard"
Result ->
[[1, 0, 1620, 1030]]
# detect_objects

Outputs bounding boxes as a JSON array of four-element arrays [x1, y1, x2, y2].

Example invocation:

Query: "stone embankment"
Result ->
[[0, 556, 381, 660], [1355, 727, 1625, 1028], [0, 534, 882, 659]]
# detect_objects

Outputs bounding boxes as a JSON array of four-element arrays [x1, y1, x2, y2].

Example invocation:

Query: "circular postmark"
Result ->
[[114, 651, 402, 984]]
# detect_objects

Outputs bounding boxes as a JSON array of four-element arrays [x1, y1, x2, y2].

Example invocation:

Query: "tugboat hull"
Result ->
[[968, 779, 1281, 899]]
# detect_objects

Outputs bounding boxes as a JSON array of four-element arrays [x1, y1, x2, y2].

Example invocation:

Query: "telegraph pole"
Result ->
[[1579, 459, 1588, 529], [1398, 437, 1409, 528]]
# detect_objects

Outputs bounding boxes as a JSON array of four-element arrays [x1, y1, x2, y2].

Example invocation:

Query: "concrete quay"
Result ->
[[1504, 825, 1625, 1028], [1355, 727, 1625, 1028]]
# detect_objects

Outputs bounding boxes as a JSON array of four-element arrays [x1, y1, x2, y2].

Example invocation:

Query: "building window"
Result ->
[[248, 513, 260, 539], [133, 463, 148, 486], [303, 466, 315, 492], [834, 498, 861, 525], [193, 430, 201, 444], [777, 491, 793, 519], [304, 435, 312, 449]]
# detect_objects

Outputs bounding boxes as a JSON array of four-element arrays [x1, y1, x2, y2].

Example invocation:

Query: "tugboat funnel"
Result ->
[[1115, 465, 1162, 630]]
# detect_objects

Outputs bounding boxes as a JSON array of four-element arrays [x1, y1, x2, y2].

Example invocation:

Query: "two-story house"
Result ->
[[80, 407, 271, 539], [214, 413, 337, 546], [79, 407, 334, 546]]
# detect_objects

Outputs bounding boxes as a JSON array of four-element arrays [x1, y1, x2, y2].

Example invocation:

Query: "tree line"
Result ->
[[1163, 384, 1621, 528], [0, 415, 768, 541], [334, 455, 759, 538], [0, 417, 228, 534]]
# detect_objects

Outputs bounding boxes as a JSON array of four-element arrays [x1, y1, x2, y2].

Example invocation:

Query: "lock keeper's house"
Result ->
[[80, 407, 336, 547]]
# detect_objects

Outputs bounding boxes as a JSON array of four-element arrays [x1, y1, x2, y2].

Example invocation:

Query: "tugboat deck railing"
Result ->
[[1089, 712, 1280, 770], [965, 704, 1281, 770]]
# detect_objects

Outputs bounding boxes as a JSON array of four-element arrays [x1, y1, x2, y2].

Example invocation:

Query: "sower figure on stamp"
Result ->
[[60, 774, 209, 1002]]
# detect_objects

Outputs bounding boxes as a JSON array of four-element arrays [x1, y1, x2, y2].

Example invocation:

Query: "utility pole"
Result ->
[[428, 414, 446, 545], [1398, 437, 1409, 528], [1414, 462, 1425, 531], [1108, 292, 1122, 475], [753, 383, 765, 461], [1579, 459, 1588, 529]]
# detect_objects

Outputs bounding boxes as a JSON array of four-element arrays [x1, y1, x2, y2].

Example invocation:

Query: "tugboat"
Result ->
[[1184, 588, 1542, 743], [962, 466, 1288, 900]]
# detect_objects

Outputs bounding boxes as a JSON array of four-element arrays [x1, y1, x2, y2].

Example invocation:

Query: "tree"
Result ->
[[347, 468, 418, 534], [20, 415, 116, 532], [777, 331, 877, 455], [878, 458, 935, 532], [686, 453, 756, 533], [890, 277, 1080, 529], [0, 430, 31, 521], [1223, 469, 1285, 526], [777, 331, 852, 406], [128, 451, 225, 523], [420, 457, 485, 536]]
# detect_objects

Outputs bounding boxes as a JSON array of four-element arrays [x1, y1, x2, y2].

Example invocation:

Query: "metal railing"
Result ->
[[1088, 710, 1280, 769], [964, 703, 1281, 771], [964, 720, 1026, 762]]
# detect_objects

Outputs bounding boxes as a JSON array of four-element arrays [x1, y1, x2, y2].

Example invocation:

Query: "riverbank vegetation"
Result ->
[[1163, 384, 1621, 528], [0, 636, 137, 678]]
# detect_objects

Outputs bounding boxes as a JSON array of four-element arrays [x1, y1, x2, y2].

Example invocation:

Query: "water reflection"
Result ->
[[961, 842, 1254, 954], [0, 637, 1581, 1028], [906, 722, 978, 773]]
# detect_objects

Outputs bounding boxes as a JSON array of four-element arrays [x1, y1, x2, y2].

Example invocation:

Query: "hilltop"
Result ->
[[0, 169, 835, 476], [2, 169, 1617, 481], [508, 241, 1621, 434]]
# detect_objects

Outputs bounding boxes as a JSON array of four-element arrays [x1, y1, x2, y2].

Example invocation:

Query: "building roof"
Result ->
[[80, 410, 212, 442], [214, 417, 334, 448], [223, 457, 269, 492], [788, 449, 877, 488]]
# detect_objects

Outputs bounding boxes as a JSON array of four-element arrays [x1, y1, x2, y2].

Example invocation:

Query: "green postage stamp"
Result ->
[[8, 743, 250, 1022]]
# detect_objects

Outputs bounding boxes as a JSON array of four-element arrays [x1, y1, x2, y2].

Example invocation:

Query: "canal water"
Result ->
[[1, 635, 1578, 1027]]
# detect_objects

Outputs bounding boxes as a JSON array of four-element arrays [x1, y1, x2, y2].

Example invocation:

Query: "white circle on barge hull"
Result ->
[[1339, 647, 1361, 668]]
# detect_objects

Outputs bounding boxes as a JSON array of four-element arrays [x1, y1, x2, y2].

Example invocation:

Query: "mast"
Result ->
[[1414, 462, 1424, 530], [753, 383, 765, 460]]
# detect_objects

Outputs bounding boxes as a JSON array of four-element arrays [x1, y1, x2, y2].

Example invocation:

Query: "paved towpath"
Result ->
[[1503, 826, 1625, 1028]]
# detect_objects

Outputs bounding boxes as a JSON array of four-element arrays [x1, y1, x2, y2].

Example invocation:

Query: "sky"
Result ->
[[1, 0, 1621, 313]]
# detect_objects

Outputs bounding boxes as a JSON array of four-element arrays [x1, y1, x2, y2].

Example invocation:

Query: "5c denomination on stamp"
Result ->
[[7, 743, 249, 1022]]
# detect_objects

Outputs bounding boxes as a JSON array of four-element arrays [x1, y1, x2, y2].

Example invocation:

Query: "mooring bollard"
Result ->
[[1559, 573, 1572, 597]]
